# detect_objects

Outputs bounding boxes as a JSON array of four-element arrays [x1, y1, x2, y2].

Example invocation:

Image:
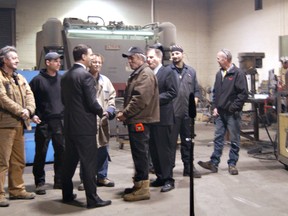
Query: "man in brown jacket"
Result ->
[[117, 46, 160, 202], [0, 46, 36, 207]]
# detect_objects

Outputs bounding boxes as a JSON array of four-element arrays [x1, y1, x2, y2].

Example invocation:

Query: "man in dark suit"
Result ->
[[60, 44, 111, 208], [146, 48, 178, 192]]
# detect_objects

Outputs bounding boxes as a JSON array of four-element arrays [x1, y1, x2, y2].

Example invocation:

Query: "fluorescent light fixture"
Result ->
[[66, 29, 154, 36]]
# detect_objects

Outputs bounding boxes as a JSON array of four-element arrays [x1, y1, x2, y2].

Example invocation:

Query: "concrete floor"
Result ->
[[1, 122, 288, 216]]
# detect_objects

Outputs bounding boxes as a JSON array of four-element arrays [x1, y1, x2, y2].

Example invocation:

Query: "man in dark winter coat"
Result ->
[[198, 48, 248, 175]]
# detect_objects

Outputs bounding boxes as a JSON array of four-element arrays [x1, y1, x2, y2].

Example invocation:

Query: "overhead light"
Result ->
[[66, 29, 155, 37]]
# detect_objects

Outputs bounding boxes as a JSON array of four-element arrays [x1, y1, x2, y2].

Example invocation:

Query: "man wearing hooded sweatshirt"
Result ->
[[30, 52, 65, 195]]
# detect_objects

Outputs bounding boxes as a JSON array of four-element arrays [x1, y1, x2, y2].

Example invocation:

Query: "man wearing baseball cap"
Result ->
[[30, 52, 65, 195], [44, 52, 63, 61], [117, 46, 160, 202], [122, 47, 145, 58]]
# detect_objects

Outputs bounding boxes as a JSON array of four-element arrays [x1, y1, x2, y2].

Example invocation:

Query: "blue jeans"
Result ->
[[97, 146, 109, 179], [210, 112, 241, 167]]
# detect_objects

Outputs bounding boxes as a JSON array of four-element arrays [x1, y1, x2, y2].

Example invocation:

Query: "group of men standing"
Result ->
[[0, 43, 248, 208], [117, 45, 201, 202], [0, 45, 115, 208]]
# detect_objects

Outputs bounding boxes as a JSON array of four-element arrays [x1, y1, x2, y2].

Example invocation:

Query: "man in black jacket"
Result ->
[[30, 52, 65, 195], [146, 48, 178, 192], [198, 49, 248, 175], [169, 45, 201, 178], [61, 44, 111, 208]]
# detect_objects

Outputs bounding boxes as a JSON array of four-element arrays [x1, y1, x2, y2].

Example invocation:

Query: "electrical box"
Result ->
[[278, 113, 288, 167]]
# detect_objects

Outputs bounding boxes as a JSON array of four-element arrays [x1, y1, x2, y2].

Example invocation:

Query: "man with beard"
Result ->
[[169, 45, 201, 178]]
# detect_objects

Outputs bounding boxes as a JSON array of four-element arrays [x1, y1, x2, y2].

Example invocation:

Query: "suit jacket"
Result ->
[[156, 66, 178, 125], [61, 64, 103, 136]]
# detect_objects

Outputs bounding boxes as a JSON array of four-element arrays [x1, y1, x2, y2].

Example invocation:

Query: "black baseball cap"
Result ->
[[122, 47, 144, 58]]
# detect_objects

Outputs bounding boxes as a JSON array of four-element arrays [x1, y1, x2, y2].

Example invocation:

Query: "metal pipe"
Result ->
[[151, 0, 155, 23]]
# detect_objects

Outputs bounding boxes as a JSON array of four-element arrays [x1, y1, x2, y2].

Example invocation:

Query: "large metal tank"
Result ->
[[157, 22, 176, 48], [42, 18, 63, 47], [157, 22, 176, 64], [36, 18, 64, 69]]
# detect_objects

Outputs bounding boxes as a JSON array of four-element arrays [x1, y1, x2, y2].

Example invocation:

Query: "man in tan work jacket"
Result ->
[[0, 46, 36, 207]]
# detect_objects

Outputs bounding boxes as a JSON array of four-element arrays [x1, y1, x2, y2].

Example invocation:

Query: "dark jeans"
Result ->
[[32, 119, 65, 185], [127, 123, 150, 182], [210, 112, 241, 167], [171, 115, 193, 167]]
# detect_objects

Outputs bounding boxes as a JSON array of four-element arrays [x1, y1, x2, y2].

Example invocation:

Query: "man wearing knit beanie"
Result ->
[[169, 45, 202, 178]]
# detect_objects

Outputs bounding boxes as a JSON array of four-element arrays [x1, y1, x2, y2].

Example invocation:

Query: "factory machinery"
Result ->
[[238, 51, 288, 170], [18, 17, 178, 161], [36, 16, 176, 96]]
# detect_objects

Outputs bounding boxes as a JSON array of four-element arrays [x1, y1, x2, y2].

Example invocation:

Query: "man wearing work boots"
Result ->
[[198, 49, 248, 175], [0, 46, 36, 207], [117, 47, 160, 201]]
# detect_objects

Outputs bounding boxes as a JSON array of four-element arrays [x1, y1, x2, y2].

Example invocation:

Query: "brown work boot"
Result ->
[[123, 178, 137, 194], [35, 183, 46, 195], [9, 191, 36, 200], [123, 180, 150, 202], [193, 165, 202, 178], [228, 165, 239, 175], [97, 178, 115, 187], [0, 197, 9, 207], [198, 161, 218, 173]]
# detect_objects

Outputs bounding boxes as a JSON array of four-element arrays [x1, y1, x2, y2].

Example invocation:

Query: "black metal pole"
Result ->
[[188, 92, 196, 216], [190, 119, 195, 216]]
